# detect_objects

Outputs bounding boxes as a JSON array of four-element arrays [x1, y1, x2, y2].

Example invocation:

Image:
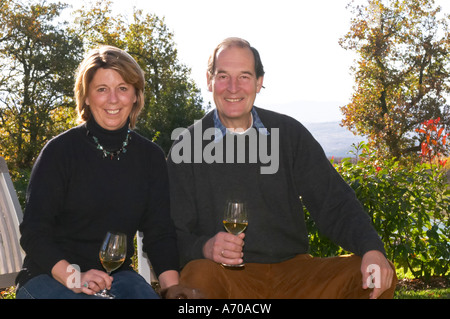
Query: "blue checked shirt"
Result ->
[[213, 107, 269, 142]]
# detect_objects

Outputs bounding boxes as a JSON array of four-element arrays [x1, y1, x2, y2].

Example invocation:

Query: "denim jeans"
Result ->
[[16, 270, 160, 299]]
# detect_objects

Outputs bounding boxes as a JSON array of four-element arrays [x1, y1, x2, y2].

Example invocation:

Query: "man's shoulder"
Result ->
[[173, 110, 214, 138], [254, 106, 305, 131]]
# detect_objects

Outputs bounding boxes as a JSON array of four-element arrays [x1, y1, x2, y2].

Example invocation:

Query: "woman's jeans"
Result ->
[[16, 270, 159, 299]]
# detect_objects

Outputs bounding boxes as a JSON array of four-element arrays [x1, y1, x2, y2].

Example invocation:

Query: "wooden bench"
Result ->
[[0, 156, 156, 289], [137, 231, 158, 286], [0, 156, 24, 289]]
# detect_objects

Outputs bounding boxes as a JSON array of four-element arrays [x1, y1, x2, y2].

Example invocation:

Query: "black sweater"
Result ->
[[17, 119, 179, 287], [167, 107, 385, 267]]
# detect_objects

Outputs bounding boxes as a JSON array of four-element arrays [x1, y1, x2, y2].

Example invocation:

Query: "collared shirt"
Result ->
[[213, 107, 270, 142]]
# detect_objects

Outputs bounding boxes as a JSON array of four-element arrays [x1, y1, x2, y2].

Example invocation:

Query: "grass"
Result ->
[[395, 287, 450, 299], [393, 268, 449, 299], [0, 286, 16, 299]]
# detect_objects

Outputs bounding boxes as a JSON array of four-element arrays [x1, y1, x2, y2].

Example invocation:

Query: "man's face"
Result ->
[[207, 46, 264, 130]]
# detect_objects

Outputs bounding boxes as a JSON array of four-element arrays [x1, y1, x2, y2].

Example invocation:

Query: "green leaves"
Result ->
[[340, 0, 450, 160], [350, 143, 448, 278], [0, 0, 83, 170], [71, 2, 206, 154], [307, 141, 449, 279], [1, 0, 206, 174]]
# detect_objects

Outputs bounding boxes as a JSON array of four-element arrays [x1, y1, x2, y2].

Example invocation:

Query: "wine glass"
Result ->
[[222, 201, 248, 267], [94, 231, 127, 299]]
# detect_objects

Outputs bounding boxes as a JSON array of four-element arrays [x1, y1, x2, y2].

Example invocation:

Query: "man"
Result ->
[[167, 37, 396, 299]]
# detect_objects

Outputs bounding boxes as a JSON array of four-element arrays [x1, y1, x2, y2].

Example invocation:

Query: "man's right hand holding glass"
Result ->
[[202, 232, 245, 266]]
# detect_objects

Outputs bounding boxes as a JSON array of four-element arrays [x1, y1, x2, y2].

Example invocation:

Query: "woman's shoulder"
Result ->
[[40, 124, 86, 154], [31, 124, 87, 173]]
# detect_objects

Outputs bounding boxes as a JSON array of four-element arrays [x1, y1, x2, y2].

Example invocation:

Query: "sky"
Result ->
[[61, 0, 449, 124]]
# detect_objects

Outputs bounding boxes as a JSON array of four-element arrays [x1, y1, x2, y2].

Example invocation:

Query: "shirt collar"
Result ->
[[213, 107, 269, 142]]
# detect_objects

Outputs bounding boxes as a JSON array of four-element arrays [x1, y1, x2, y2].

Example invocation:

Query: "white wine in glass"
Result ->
[[95, 231, 127, 299], [222, 201, 248, 267]]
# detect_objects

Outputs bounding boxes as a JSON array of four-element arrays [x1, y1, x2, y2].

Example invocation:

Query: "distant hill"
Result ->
[[258, 101, 365, 157], [303, 122, 366, 158]]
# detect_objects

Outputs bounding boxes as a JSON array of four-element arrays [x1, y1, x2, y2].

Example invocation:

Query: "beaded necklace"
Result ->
[[90, 129, 131, 160]]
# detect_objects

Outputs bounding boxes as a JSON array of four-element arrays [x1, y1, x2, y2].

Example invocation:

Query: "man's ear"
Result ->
[[256, 76, 264, 93], [207, 72, 213, 92]]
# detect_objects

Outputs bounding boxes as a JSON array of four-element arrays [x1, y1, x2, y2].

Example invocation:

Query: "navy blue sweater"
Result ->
[[167, 107, 385, 267], [17, 119, 179, 286]]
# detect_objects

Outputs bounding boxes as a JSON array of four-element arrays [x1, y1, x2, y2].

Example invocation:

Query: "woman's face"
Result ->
[[85, 68, 137, 131]]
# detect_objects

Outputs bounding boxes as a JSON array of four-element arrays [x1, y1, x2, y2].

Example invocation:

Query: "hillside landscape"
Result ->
[[303, 121, 366, 158]]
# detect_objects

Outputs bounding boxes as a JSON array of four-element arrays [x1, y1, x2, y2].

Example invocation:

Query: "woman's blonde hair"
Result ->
[[74, 45, 145, 129]]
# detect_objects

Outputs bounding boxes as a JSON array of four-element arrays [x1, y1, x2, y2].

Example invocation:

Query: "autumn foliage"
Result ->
[[339, 0, 450, 160], [416, 118, 449, 167]]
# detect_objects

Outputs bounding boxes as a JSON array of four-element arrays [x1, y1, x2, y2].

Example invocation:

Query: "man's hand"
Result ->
[[203, 232, 245, 265], [361, 250, 395, 299]]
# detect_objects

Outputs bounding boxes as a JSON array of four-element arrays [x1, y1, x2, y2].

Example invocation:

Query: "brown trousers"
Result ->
[[180, 254, 397, 299]]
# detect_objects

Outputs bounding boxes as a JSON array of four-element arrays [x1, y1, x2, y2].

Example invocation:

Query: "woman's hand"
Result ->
[[158, 269, 205, 299], [51, 260, 113, 295], [77, 269, 114, 295]]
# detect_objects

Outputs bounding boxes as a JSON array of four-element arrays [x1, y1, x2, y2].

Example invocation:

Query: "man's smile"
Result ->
[[225, 98, 244, 103]]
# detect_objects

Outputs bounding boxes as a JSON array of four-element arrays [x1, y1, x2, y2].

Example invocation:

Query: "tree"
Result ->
[[0, 0, 83, 171], [72, 1, 207, 154], [339, 0, 450, 160]]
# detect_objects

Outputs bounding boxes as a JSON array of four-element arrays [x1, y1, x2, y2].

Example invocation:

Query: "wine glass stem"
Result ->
[[104, 272, 112, 291]]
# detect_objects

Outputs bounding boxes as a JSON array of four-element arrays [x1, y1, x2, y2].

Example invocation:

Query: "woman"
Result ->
[[16, 46, 180, 299]]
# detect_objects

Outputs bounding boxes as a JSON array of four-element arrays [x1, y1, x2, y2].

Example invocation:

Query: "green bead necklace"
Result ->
[[91, 129, 131, 160]]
